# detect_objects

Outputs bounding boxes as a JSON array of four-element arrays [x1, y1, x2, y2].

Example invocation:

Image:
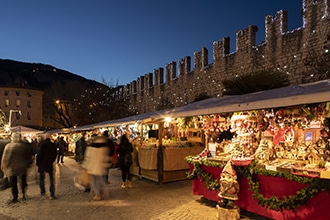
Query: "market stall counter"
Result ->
[[188, 162, 330, 220], [138, 141, 204, 183], [138, 145, 159, 182]]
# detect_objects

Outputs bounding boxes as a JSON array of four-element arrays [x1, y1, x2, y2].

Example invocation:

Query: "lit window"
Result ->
[[5, 100, 9, 107], [16, 100, 20, 108]]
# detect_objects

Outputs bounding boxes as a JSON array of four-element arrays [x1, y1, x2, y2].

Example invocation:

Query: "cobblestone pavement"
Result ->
[[0, 158, 270, 220]]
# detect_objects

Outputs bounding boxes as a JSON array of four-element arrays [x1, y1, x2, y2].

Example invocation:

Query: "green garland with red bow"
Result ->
[[185, 156, 330, 211]]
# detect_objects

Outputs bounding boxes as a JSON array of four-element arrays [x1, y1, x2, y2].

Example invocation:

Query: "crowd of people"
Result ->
[[0, 129, 136, 204]]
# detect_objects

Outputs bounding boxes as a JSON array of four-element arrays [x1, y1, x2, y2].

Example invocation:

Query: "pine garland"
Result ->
[[185, 156, 330, 211]]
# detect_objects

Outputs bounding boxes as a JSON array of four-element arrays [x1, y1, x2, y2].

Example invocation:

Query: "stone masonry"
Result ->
[[111, 0, 330, 115]]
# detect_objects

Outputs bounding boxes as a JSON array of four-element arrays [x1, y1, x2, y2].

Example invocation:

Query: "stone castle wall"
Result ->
[[114, 0, 330, 115]]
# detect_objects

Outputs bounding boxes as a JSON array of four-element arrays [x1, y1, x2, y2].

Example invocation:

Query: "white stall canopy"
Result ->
[[10, 125, 42, 134], [163, 79, 330, 118], [72, 79, 330, 130], [92, 110, 169, 129]]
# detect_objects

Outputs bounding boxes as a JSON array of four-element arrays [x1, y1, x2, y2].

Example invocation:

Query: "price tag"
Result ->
[[265, 165, 277, 171]]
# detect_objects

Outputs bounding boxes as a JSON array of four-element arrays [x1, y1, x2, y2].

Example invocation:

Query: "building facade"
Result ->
[[0, 86, 43, 128]]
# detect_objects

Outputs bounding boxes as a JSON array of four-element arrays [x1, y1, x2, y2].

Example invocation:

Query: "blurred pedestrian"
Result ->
[[36, 134, 58, 200], [82, 135, 112, 201], [1, 132, 33, 204], [56, 136, 67, 163], [0, 137, 10, 179], [117, 134, 134, 189], [102, 130, 115, 183]]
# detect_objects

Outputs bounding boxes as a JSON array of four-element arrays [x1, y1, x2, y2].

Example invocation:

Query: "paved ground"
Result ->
[[0, 158, 271, 220]]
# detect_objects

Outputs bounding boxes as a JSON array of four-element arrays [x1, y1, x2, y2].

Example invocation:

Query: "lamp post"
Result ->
[[4, 110, 21, 133], [8, 109, 22, 128]]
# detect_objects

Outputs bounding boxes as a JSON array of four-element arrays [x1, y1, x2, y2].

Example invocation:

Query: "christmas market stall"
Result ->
[[137, 118, 204, 183], [92, 113, 154, 176], [181, 80, 330, 220], [93, 111, 204, 183]]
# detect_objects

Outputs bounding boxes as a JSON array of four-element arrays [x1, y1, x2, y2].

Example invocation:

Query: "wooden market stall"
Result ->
[[174, 80, 330, 220], [138, 137, 204, 183], [92, 112, 205, 183]]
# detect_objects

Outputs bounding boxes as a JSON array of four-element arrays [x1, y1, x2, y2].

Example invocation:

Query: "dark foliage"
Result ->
[[222, 70, 290, 95], [194, 92, 211, 102]]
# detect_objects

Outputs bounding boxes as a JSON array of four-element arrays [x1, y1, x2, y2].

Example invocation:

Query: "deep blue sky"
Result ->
[[0, 1, 304, 86]]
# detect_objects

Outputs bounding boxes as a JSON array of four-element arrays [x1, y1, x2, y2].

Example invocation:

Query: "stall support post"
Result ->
[[139, 124, 144, 145], [158, 146, 163, 184], [158, 121, 164, 184]]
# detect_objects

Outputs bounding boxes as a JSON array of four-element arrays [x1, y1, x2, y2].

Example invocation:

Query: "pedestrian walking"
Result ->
[[82, 135, 112, 201], [0, 137, 10, 179], [75, 133, 87, 163], [117, 134, 134, 189], [36, 134, 58, 200], [1, 132, 33, 204], [56, 136, 67, 163], [101, 130, 115, 183]]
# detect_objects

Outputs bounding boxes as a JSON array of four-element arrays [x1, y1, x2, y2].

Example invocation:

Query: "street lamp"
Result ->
[[8, 109, 22, 128]]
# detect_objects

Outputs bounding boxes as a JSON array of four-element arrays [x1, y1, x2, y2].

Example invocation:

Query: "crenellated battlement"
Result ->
[[111, 0, 330, 115]]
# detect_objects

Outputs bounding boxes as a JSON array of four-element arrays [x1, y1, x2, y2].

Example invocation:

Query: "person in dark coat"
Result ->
[[56, 136, 67, 163], [1, 132, 32, 204], [75, 133, 87, 163], [117, 134, 134, 189], [36, 134, 58, 200]]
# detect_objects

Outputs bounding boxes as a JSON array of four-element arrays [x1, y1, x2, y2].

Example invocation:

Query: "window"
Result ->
[[16, 112, 21, 120], [27, 101, 31, 108], [16, 91, 20, 96], [27, 112, 31, 120], [27, 92, 31, 97], [5, 100, 9, 107], [16, 100, 20, 108], [4, 91, 9, 96]]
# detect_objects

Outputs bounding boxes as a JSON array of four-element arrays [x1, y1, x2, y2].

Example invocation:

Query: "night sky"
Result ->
[[0, 0, 303, 86]]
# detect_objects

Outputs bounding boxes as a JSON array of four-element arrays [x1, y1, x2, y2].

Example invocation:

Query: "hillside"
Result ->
[[0, 59, 117, 128], [0, 59, 104, 89]]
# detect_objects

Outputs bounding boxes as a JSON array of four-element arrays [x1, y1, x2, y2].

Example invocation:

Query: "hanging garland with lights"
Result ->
[[185, 156, 330, 211]]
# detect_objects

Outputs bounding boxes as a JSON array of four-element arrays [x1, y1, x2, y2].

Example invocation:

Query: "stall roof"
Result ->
[[43, 128, 72, 134], [10, 125, 43, 134], [77, 79, 330, 129], [92, 110, 169, 128], [162, 79, 330, 118]]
